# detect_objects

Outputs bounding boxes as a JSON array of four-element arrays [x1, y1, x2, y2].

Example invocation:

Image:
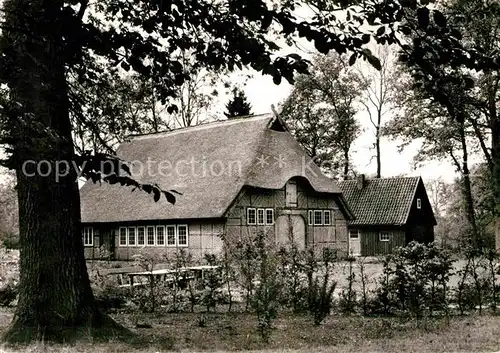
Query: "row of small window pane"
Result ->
[[308, 210, 332, 226], [82, 227, 93, 246], [247, 208, 274, 225], [379, 232, 391, 242], [119, 225, 188, 247]]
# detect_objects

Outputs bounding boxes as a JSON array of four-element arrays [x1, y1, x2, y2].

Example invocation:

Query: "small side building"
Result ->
[[337, 175, 437, 256]]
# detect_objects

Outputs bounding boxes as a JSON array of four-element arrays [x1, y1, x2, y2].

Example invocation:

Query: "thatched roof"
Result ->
[[81, 114, 343, 223], [338, 176, 425, 226]]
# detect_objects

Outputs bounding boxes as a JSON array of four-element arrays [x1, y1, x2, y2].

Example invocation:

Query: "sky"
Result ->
[[241, 63, 459, 184]]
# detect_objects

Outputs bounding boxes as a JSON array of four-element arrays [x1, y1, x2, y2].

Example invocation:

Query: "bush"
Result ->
[[306, 249, 337, 325], [371, 242, 453, 318], [1, 233, 19, 249], [94, 286, 127, 311], [0, 281, 17, 306], [250, 230, 282, 343], [454, 248, 498, 315], [339, 257, 357, 315], [200, 254, 225, 312], [277, 243, 308, 312]]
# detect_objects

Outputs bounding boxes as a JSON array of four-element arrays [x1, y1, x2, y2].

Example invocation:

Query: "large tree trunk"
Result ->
[[1, 0, 124, 343], [492, 118, 500, 252]]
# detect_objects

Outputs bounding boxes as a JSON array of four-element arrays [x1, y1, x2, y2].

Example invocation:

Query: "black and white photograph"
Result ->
[[0, 0, 499, 352]]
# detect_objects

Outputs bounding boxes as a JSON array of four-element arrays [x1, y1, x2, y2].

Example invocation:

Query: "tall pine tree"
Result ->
[[224, 88, 252, 118]]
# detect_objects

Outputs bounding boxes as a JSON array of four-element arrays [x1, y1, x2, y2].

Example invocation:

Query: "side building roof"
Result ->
[[337, 176, 426, 226]]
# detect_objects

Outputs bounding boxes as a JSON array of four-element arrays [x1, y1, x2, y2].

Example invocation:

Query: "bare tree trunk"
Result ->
[[458, 121, 478, 248], [375, 124, 381, 178], [492, 118, 500, 252], [1, 0, 125, 342], [343, 149, 349, 180]]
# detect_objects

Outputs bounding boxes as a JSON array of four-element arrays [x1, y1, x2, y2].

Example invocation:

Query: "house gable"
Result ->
[[405, 178, 438, 226], [224, 178, 350, 257]]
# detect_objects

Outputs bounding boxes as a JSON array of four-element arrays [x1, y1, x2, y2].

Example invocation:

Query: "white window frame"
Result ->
[[166, 225, 176, 247], [265, 208, 274, 225], [177, 225, 189, 247], [417, 198, 422, 209], [349, 229, 359, 239], [128, 226, 136, 246], [323, 210, 332, 225], [247, 208, 256, 225], [156, 225, 165, 246], [308, 210, 313, 226], [119, 227, 127, 246], [83, 227, 93, 246], [137, 226, 145, 246], [379, 232, 391, 242], [313, 210, 323, 226], [146, 226, 156, 246], [257, 208, 265, 225]]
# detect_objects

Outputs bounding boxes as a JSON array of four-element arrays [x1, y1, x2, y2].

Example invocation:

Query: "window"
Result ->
[[137, 227, 145, 246], [265, 209, 274, 225], [257, 209, 265, 225], [308, 210, 313, 225], [167, 225, 176, 246], [323, 210, 331, 225], [156, 226, 165, 246], [119, 227, 127, 246], [349, 229, 359, 239], [379, 232, 391, 242], [314, 210, 323, 225], [128, 227, 136, 246], [247, 208, 256, 225], [417, 198, 422, 209], [177, 225, 188, 246], [82, 227, 93, 246], [147, 226, 155, 246], [118, 224, 188, 247]]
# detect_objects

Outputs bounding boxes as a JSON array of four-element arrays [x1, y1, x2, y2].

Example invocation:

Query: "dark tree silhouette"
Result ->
[[224, 88, 253, 118]]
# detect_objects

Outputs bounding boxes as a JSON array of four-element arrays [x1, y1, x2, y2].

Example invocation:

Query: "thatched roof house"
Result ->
[[80, 114, 353, 260]]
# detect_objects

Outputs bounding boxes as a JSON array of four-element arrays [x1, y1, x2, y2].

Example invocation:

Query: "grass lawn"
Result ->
[[1, 308, 500, 353]]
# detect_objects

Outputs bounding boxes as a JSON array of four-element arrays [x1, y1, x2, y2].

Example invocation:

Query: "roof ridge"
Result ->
[[339, 176, 421, 182], [128, 113, 273, 141]]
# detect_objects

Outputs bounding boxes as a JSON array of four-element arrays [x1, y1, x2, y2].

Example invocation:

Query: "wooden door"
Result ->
[[276, 214, 306, 250], [349, 229, 361, 256]]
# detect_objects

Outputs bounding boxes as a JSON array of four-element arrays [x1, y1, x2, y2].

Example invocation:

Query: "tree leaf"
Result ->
[[153, 188, 161, 202], [433, 10, 447, 27], [349, 53, 357, 66], [163, 191, 176, 204], [366, 53, 381, 70], [417, 7, 430, 29]]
